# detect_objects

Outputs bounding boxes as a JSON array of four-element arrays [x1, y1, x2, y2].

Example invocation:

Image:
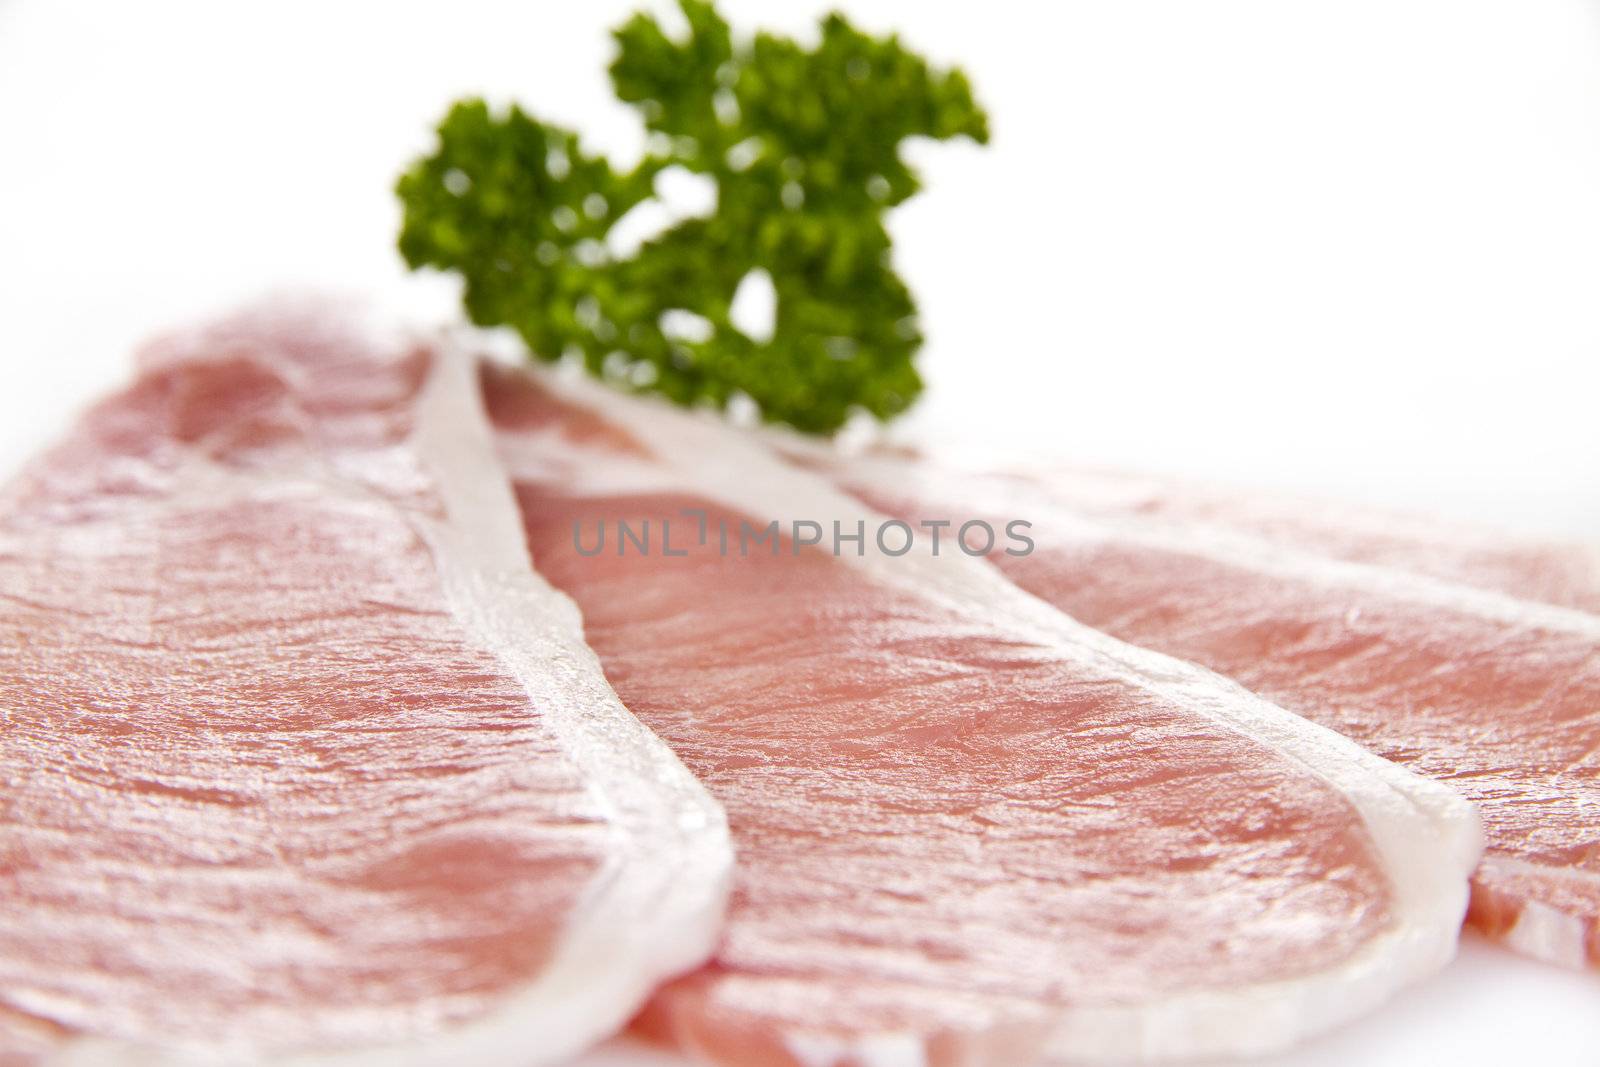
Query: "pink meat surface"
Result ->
[[811, 448, 1600, 971], [484, 365, 1479, 1067], [0, 307, 730, 1064]]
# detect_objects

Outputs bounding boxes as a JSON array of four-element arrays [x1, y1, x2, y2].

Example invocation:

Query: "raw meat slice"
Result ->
[[801, 446, 1600, 612], [803, 445, 1600, 971], [1004, 457, 1600, 612], [484, 363, 1481, 1066], [0, 306, 731, 1065]]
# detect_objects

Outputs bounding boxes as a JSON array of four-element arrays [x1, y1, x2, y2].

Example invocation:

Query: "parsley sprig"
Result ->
[[397, 1, 988, 434]]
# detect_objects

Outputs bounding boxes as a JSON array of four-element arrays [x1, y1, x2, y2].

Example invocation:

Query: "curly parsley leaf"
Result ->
[[397, 1, 988, 434]]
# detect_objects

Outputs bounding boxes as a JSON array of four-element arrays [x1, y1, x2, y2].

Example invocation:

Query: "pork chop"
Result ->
[[0, 306, 731, 1064]]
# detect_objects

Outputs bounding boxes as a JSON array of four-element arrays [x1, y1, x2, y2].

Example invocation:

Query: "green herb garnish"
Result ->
[[396, 0, 988, 434]]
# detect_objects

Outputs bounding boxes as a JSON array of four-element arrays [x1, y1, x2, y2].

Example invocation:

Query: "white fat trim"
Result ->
[[786, 1031, 929, 1067], [515, 365, 1483, 1064], [1481, 854, 1600, 889], [1504, 900, 1590, 971]]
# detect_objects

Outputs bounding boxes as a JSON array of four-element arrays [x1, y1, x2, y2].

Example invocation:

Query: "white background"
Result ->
[[2, 2, 1597, 1064]]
